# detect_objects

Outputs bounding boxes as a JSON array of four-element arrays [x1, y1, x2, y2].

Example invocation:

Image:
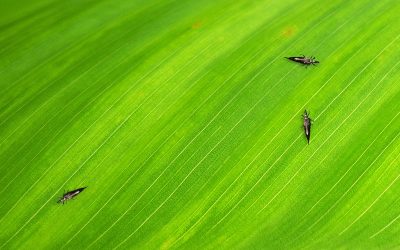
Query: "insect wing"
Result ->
[[285, 56, 305, 62]]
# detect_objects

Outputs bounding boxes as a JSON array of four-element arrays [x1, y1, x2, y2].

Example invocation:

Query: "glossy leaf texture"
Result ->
[[0, 0, 400, 248]]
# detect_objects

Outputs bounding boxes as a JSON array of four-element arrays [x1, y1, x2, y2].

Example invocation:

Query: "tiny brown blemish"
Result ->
[[191, 21, 202, 30], [281, 26, 297, 38]]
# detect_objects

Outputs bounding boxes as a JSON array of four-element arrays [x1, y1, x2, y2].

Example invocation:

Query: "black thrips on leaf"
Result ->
[[285, 55, 319, 66], [58, 187, 87, 204], [302, 110, 312, 144]]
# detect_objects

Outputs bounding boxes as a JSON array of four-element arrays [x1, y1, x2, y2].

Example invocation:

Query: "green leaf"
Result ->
[[1, 0, 399, 248]]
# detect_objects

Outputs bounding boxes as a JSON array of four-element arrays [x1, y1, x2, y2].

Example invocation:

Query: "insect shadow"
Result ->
[[57, 187, 87, 204], [285, 55, 319, 67]]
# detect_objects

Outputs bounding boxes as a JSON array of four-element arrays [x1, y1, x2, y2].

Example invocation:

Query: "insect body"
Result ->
[[285, 55, 319, 66], [302, 110, 312, 144], [57, 187, 87, 204]]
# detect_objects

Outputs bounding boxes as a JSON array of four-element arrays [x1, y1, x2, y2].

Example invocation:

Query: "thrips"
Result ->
[[302, 110, 312, 144], [285, 55, 319, 66], [58, 187, 87, 204]]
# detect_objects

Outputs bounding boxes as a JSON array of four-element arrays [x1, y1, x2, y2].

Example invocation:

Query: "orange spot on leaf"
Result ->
[[191, 21, 202, 30], [281, 26, 297, 38]]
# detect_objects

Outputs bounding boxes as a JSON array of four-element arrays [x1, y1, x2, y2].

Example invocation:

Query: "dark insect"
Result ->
[[302, 110, 312, 144], [285, 55, 319, 66], [57, 187, 87, 204]]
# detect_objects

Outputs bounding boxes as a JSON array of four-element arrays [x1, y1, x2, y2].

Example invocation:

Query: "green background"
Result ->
[[1, 0, 400, 249]]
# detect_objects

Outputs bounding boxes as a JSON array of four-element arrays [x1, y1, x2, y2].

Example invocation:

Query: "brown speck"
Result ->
[[191, 21, 202, 30], [281, 26, 297, 38]]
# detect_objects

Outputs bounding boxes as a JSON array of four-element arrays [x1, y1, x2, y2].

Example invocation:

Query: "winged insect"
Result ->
[[57, 187, 87, 204], [285, 55, 319, 66], [302, 110, 312, 144]]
